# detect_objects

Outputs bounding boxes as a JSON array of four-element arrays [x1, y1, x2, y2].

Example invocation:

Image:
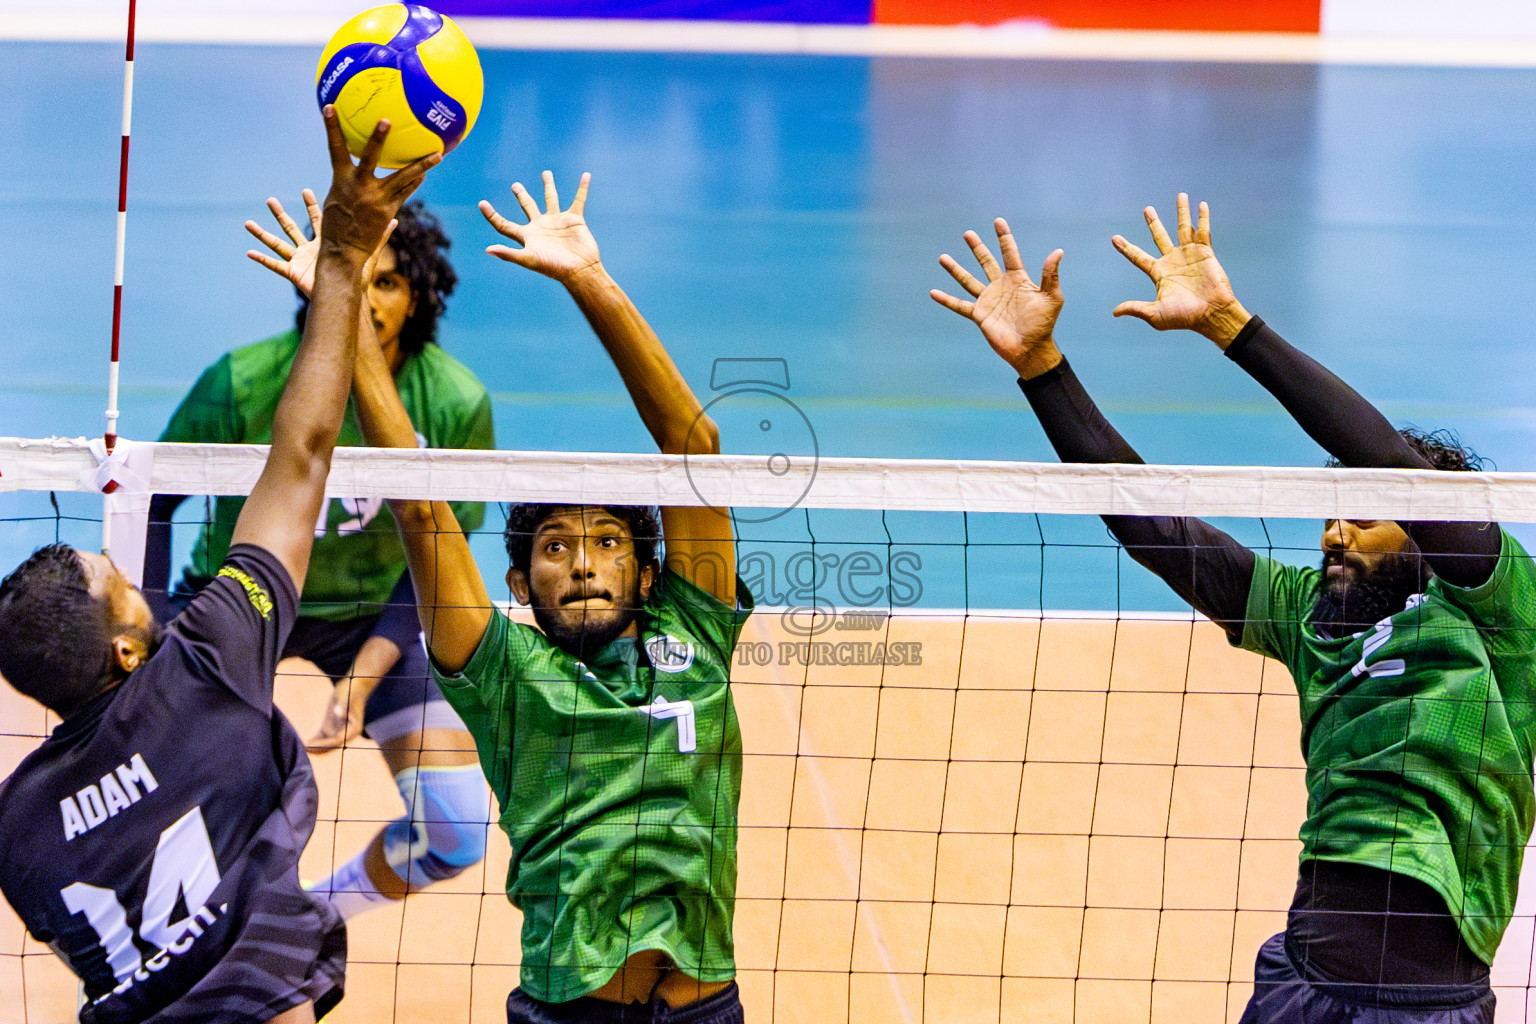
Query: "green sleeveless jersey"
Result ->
[[160, 332, 494, 620], [434, 571, 752, 1002], [1242, 528, 1536, 963]]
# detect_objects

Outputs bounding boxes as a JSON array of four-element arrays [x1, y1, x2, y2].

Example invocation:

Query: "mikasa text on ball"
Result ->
[[316, 4, 484, 169]]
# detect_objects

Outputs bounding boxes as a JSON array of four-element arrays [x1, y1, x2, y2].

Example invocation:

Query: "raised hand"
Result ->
[[931, 218, 1065, 380], [479, 171, 600, 285], [318, 105, 437, 260], [246, 190, 322, 295], [1111, 193, 1251, 347], [246, 192, 397, 300]]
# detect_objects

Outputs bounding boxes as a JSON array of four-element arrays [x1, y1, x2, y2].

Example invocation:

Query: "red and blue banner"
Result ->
[[435, 0, 1321, 30], [437, 0, 871, 23]]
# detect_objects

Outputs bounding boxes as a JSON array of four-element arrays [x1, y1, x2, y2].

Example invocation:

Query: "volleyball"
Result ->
[[315, 4, 483, 169]]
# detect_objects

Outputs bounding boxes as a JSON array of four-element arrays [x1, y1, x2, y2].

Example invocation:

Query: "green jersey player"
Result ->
[[352, 172, 750, 1023], [934, 195, 1536, 1024]]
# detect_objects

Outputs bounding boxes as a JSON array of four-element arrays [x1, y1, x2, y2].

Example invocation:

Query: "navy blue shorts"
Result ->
[[506, 983, 744, 1024], [282, 611, 449, 733], [1241, 932, 1494, 1024]]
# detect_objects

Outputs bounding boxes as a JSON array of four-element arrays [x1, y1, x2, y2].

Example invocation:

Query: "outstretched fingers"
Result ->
[[1112, 299, 1158, 323], [321, 105, 351, 171], [381, 150, 439, 201], [994, 218, 1026, 274], [1195, 200, 1212, 247], [357, 219, 399, 282], [1039, 248, 1064, 297], [938, 252, 985, 298], [964, 230, 1004, 283], [246, 217, 293, 259], [269, 198, 306, 246], [569, 172, 592, 216], [302, 189, 323, 234], [246, 248, 290, 277], [478, 199, 524, 243], [510, 182, 540, 220], [930, 287, 975, 318], [1143, 206, 1175, 255], [1175, 193, 1194, 246], [485, 244, 535, 268], [541, 170, 560, 214], [1112, 234, 1157, 276], [353, 119, 390, 177], [366, 220, 399, 269]]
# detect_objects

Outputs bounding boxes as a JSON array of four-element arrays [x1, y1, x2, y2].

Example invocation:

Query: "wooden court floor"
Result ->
[[6, 610, 1536, 1023]]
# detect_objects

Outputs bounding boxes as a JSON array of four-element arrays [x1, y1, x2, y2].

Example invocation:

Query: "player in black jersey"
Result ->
[[0, 109, 435, 1024]]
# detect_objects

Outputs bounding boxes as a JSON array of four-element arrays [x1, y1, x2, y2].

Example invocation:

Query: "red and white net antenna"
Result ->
[[104, 0, 136, 507], [100, 0, 137, 562]]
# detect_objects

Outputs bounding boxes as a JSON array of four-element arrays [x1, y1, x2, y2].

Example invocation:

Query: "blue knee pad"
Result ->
[[382, 765, 489, 888]]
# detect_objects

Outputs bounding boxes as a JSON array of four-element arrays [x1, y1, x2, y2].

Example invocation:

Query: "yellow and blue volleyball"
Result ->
[[316, 4, 483, 169]]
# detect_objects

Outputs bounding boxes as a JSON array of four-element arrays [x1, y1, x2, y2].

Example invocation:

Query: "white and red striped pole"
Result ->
[[102, 0, 137, 554]]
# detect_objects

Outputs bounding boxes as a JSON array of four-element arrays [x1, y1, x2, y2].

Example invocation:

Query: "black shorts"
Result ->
[[506, 983, 743, 1024], [282, 611, 454, 739], [1241, 932, 1494, 1024]]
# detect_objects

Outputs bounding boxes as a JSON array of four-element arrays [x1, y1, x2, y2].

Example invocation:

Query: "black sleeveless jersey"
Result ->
[[0, 544, 345, 1023]]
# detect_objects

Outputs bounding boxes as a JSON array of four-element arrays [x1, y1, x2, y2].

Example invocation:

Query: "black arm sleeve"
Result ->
[[144, 492, 188, 623], [1018, 360, 1256, 637], [1224, 317, 1499, 588]]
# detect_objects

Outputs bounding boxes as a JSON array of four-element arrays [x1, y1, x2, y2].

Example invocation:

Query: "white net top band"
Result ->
[[3, 434, 1534, 521]]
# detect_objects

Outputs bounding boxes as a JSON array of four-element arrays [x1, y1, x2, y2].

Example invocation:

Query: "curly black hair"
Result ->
[[0, 544, 114, 714], [503, 503, 663, 576], [294, 200, 457, 356], [1326, 427, 1488, 473]]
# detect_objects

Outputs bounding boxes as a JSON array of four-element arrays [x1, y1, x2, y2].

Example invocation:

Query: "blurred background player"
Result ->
[[933, 196, 1536, 1024], [354, 171, 751, 1022], [0, 111, 433, 1024], [194, 191, 495, 918]]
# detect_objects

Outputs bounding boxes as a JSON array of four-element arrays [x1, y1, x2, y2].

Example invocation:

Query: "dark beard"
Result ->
[[1310, 552, 1423, 638], [531, 602, 641, 661]]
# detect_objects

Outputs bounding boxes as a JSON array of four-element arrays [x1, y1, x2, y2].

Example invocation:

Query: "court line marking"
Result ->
[[748, 613, 917, 1024], [8, 14, 1536, 67]]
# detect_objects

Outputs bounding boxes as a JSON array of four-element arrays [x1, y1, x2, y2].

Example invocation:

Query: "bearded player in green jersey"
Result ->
[[149, 195, 493, 922], [347, 171, 750, 1024], [934, 195, 1536, 1023]]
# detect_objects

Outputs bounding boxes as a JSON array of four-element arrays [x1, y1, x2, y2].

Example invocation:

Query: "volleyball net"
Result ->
[[6, 437, 1536, 1024]]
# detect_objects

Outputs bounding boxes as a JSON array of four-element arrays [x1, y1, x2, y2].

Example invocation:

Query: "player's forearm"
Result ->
[[349, 316, 493, 666], [393, 501, 493, 672], [1019, 358, 1255, 630], [345, 634, 401, 693], [1224, 317, 1421, 471], [352, 310, 420, 451], [565, 265, 716, 454], [271, 251, 367, 470], [1017, 358, 1144, 467], [1225, 317, 1500, 582], [351, 315, 457, 566]]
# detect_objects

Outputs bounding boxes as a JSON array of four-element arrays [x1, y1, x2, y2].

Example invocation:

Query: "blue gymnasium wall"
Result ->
[[3, 42, 1536, 611]]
